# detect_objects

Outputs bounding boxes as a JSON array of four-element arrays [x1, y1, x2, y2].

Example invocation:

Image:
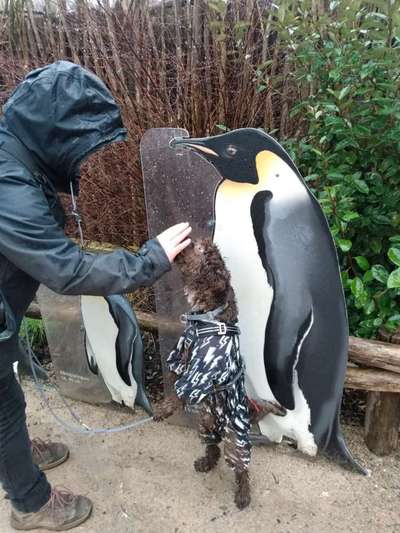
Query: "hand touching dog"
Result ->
[[157, 222, 192, 263]]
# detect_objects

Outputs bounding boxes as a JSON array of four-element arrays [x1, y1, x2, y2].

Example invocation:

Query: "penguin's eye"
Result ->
[[225, 145, 238, 157]]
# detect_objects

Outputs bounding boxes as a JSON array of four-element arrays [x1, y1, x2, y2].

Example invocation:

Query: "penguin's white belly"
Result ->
[[213, 186, 316, 453], [81, 296, 137, 407]]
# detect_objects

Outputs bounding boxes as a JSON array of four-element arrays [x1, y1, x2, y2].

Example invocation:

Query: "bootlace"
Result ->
[[42, 487, 76, 518], [31, 438, 51, 461]]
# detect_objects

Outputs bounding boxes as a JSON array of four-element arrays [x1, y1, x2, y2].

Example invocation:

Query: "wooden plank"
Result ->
[[26, 301, 400, 393], [364, 392, 400, 456], [345, 366, 400, 393], [348, 336, 400, 374], [27, 304, 182, 335]]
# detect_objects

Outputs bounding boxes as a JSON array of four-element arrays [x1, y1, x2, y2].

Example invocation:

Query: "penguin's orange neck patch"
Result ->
[[216, 150, 284, 198], [255, 150, 281, 184]]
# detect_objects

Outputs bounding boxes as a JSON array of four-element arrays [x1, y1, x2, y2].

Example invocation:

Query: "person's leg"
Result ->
[[0, 368, 51, 513], [0, 368, 93, 530]]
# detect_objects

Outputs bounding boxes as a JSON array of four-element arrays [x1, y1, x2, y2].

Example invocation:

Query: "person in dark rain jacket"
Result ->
[[0, 61, 191, 531]]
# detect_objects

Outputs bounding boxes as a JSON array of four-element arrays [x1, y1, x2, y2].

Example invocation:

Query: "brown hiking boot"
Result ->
[[10, 487, 93, 531], [31, 438, 69, 471]]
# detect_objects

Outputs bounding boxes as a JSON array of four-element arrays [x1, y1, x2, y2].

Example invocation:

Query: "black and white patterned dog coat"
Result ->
[[167, 313, 251, 470]]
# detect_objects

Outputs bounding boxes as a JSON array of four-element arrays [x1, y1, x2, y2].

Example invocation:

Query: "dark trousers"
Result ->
[[0, 368, 51, 513]]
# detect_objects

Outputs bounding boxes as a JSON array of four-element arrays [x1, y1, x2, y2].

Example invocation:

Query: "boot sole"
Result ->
[[10, 502, 92, 531], [38, 450, 70, 471]]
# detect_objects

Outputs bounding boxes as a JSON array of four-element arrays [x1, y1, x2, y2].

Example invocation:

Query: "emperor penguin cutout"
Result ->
[[172, 128, 367, 474], [81, 294, 152, 415]]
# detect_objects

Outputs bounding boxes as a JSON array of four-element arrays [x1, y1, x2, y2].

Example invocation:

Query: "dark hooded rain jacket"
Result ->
[[0, 61, 170, 375]]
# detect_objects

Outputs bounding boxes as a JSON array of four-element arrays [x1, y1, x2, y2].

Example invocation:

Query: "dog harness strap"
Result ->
[[181, 303, 228, 324], [213, 366, 245, 392], [195, 324, 240, 336]]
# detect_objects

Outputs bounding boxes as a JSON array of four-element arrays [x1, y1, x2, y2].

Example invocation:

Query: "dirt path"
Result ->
[[1, 378, 399, 533]]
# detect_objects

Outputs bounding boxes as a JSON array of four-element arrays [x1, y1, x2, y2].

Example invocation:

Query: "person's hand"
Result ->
[[156, 222, 192, 263]]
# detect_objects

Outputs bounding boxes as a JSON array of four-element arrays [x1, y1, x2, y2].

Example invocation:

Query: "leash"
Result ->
[[23, 320, 153, 435], [69, 181, 84, 247], [21, 181, 154, 435]]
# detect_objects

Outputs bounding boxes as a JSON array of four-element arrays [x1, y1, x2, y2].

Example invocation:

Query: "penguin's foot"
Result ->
[[234, 470, 250, 510], [297, 438, 318, 457], [194, 444, 221, 473]]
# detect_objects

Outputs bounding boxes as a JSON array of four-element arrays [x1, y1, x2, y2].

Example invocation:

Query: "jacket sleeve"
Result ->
[[0, 173, 171, 295]]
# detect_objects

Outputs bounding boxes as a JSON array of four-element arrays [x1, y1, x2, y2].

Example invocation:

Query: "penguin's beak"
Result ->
[[171, 137, 219, 158]]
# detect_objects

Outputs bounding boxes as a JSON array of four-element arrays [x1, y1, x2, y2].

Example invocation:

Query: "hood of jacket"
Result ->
[[2, 61, 127, 192]]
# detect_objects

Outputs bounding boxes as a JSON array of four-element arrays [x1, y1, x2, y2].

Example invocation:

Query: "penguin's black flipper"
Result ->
[[264, 310, 315, 410], [106, 295, 153, 415]]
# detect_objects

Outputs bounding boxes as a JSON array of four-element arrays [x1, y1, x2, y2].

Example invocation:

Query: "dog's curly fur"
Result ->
[[175, 238, 238, 324], [154, 238, 285, 510]]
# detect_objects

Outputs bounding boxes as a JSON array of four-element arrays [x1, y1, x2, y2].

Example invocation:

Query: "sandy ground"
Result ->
[[1, 378, 400, 533]]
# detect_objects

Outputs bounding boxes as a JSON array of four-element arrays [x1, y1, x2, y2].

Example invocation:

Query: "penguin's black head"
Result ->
[[172, 129, 271, 185]]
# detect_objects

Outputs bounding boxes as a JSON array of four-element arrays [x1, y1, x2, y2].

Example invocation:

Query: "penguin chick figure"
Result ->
[[172, 129, 366, 474]]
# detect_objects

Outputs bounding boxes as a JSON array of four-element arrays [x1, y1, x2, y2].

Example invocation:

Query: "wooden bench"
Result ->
[[346, 336, 400, 455]]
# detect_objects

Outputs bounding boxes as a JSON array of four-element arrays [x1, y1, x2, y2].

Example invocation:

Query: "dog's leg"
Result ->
[[153, 394, 182, 421], [194, 443, 221, 473], [194, 410, 221, 472], [153, 371, 183, 422], [234, 469, 250, 510], [223, 428, 251, 509]]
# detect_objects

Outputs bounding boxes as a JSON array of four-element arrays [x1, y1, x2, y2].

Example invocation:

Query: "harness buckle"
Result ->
[[217, 323, 227, 335]]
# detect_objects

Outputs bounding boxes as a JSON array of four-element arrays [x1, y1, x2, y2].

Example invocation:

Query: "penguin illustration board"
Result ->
[[38, 287, 151, 412], [81, 294, 152, 414], [171, 128, 366, 474]]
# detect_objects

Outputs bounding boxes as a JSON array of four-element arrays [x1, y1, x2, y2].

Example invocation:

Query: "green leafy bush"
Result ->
[[283, 1, 400, 338], [20, 318, 47, 352]]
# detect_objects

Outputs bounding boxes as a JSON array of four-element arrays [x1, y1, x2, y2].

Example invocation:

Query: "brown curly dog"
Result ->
[[153, 238, 285, 509]]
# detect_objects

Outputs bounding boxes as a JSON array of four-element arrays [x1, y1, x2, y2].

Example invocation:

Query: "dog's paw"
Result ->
[[234, 470, 250, 510], [259, 399, 287, 417], [235, 489, 251, 510], [248, 398, 287, 424], [194, 456, 214, 473], [152, 411, 165, 422]]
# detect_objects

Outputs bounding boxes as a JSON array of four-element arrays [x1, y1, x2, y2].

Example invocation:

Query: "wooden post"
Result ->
[[363, 329, 400, 456], [364, 392, 400, 456]]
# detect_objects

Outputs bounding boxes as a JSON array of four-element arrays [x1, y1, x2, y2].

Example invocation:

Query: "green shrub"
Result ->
[[282, 1, 400, 338], [20, 318, 47, 352]]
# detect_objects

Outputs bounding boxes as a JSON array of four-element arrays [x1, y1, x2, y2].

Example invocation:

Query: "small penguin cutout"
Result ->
[[172, 128, 367, 475]]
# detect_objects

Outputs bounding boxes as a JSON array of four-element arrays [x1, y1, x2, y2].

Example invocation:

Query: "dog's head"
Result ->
[[176, 238, 233, 313]]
